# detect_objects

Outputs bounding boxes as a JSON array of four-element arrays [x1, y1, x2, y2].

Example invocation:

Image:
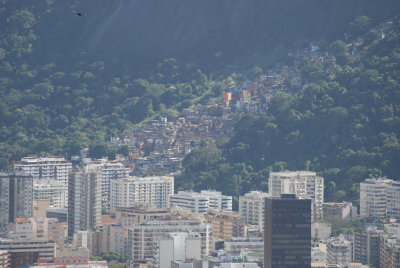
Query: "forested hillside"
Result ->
[[1, 0, 399, 186], [176, 19, 400, 202]]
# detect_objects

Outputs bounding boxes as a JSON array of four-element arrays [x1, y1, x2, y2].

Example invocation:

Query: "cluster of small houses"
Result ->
[[110, 64, 303, 176]]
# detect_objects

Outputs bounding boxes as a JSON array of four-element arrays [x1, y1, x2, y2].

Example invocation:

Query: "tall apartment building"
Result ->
[[360, 178, 400, 220], [83, 159, 130, 211], [239, 191, 269, 232], [0, 239, 55, 268], [33, 180, 67, 208], [353, 226, 383, 267], [14, 157, 72, 206], [169, 190, 232, 213], [205, 209, 246, 240], [326, 237, 352, 267], [269, 171, 324, 220], [264, 194, 311, 268], [110, 176, 174, 210], [380, 235, 400, 268], [387, 180, 400, 220], [68, 165, 102, 239], [127, 218, 211, 264], [0, 172, 33, 238]]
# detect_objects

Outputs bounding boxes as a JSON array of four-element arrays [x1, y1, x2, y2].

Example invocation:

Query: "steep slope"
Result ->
[[176, 19, 400, 202], [37, 0, 400, 61]]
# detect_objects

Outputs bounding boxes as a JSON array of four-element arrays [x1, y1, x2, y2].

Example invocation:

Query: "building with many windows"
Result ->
[[239, 191, 269, 232], [269, 171, 324, 221], [110, 176, 174, 210], [205, 209, 246, 241], [68, 165, 102, 239], [0, 250, 9, 268], [82, 159, 130, 211], [326, 236, 352, 267], [14, 157, 72, 206], [353, 226, 383, 267], [322, 202, 357, 219], [33, 180, 67, 208], [380, 235, 400, 268], [8, 217, 66, 246], [169, 190, 232, 213], [127, 217, 211, 266], [0, 239, 55, 268], [0, 172, 33, 238], [264, 194, 311, 268], [360, 178, 400, 220]]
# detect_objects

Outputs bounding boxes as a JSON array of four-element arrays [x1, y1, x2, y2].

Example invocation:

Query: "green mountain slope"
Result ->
[[1, 0, 399, 175], [177, 19, 400, 201]]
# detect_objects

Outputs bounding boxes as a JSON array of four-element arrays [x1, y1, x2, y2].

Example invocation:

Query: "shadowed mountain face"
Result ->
[[58, 0, 397, 59], [29, 0, 400, 64], [75, 0, 265, 56]]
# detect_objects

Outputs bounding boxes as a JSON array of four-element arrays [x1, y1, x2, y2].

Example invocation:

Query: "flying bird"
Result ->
[[73, 11, 87, 16]]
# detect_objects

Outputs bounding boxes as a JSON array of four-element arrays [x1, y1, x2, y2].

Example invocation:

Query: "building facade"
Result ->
[[0, 172, 33, 238], [127, 218, 211, 264], [0, 239, 55, 268], [33, 180, 67, 208], [353, 227, 383, 267], [323, 202, 357, 219], [14, 157, 72, 206], [0, 250, 9, 268], [264, 194, 311, 268], [380, 235, 400, 268], [239, 191, 269, 232], [269, 171, 324, 220], [8, 217, 66, 246], [205, 209, 246, 241], [68, 166, 102, 239], [326, 237, 352, 267], [169, 190, 232, 213], [360, 178, 400, 220], [110, 176, 174, 210], [83, 159, 130, 211]]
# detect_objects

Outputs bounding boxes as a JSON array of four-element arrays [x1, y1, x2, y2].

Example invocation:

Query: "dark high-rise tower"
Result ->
[[264, 194, 311, 268]]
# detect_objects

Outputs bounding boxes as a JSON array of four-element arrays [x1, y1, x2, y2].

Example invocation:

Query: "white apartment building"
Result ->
[[14, 156, 72, 184], [387, 180, 400, 220], [169, 190, 232, 213], [110, 176, 174, 210], [224, 237, 264, 263], [101, 161, 129, 210], [33, 180, 67, 208], [360, 177, 400, 219], [326, 237, 352, 267], [158, 232, 202, 268], [83, 159, 130, 211], [239, 191, 269, 232], [14, 157, 72, 206], [269, 171, 324, 220], [127, 218, 211, 263]]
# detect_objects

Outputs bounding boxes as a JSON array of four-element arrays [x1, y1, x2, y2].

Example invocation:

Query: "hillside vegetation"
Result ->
[[0, 0, 399, 197], [177, 19, 400, 202]]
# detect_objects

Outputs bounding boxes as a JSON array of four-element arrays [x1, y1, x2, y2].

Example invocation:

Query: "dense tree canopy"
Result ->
[[177, 19, 400, 202]]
